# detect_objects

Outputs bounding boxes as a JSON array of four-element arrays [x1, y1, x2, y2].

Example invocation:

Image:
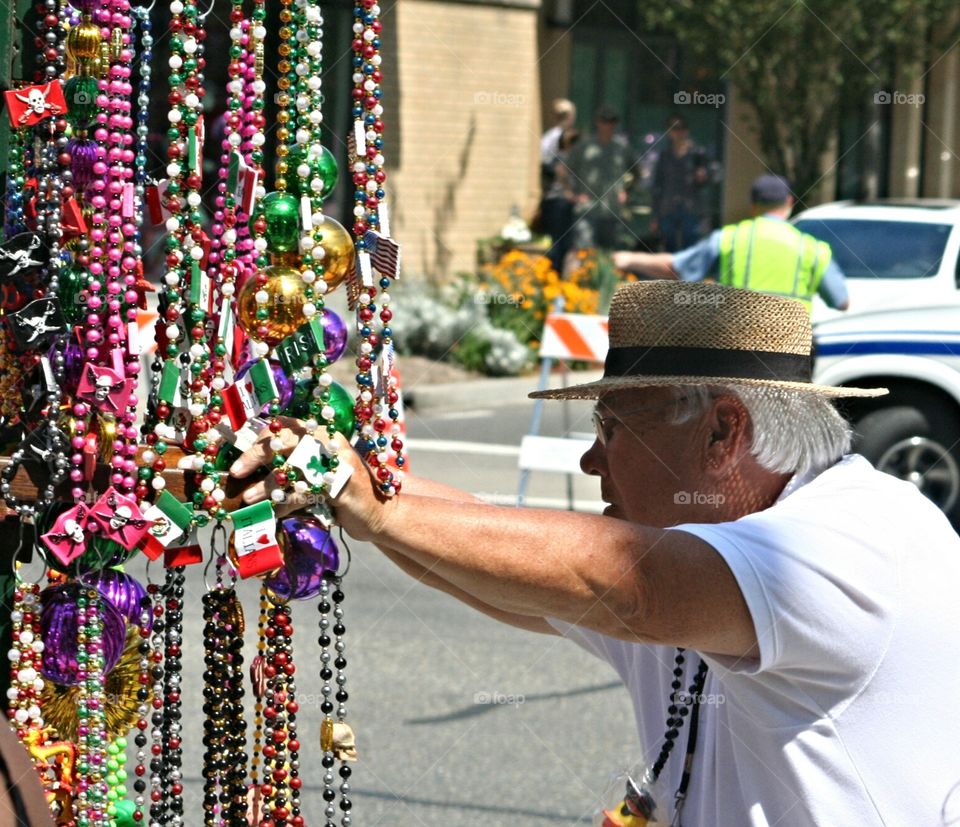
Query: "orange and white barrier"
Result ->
[[538, 313, 608, 363]]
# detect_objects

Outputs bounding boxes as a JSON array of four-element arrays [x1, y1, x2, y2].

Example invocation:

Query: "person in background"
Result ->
[[540, 125, 580, 274], [613, 174, 849, 313], [651, 113, 709, 252], [564, 105, 634, 267], [540, 98, 577, 187]]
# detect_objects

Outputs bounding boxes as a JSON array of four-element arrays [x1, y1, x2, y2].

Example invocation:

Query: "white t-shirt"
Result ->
[[550, 455, 960, 826]]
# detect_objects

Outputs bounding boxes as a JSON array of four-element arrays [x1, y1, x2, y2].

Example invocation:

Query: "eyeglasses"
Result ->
[[591, 397, 688, 447]]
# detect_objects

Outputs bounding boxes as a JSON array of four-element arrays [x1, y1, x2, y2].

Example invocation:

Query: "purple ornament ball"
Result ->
[[320, 309, 348, 363], [53, 339, 85, 396], [68, 138, 99, 191], [40, 583, 127, 686], [265, 516, 340, 601], [94, 569, 150, 631], [236, 359, 294, 412]]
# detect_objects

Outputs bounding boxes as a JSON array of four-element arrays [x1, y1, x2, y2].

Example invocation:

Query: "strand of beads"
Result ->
[[259, 595, 302, 827], [160, 567, 185, 825], [350, 0, 403, 498], [200, 571, 248, 826], [74, 588, 110, 827], [130, 593, 152, 825], [6, 580, 45, 744], [3, 131, 27, 237], [147, 580, 167, 827], [102, 0, 141, 497]]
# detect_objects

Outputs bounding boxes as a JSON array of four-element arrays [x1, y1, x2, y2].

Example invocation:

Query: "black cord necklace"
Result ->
[[615, 648, 709, 826]]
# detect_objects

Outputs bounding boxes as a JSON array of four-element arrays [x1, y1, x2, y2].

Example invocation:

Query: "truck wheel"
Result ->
[[854, 405, 960, 525]]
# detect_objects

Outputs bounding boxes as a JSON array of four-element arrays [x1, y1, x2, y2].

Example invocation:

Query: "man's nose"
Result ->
[[580, 438, 605, 477]]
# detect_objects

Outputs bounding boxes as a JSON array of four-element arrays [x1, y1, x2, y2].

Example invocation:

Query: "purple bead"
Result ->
[[320, 309, 348, 363], [54, 339, 85, 396], [93, 569, 150, 631], [68, 138, 100, 191], [40, 583, 126, 686], [264, 516, 340, 601]]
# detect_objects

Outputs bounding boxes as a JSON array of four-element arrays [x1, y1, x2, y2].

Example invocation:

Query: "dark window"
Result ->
[[794, 218, 953, 279]]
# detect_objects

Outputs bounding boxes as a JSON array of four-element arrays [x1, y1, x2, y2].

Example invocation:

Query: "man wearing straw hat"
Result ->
[[612, 174, 849, 315], [234, 281, 960, 826]]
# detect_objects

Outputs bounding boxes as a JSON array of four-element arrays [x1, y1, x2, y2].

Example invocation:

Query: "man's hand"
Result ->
[[229, 417, 394, 539]]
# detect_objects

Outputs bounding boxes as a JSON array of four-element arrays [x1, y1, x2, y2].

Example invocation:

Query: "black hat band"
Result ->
[[604, 345, 813, 383]]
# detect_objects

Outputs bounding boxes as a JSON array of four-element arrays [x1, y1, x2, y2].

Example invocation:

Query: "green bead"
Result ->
[[272, 454, 285, 468], [155, 442, 167, 454], [114, 799, 138, 827], [285, 144, 339, 201], [60, 267, 86, 323], [64, 76, 99, 128], [251, 191, 301, 253], [195, 513, 210, 527], [214, 443, 241, 472]]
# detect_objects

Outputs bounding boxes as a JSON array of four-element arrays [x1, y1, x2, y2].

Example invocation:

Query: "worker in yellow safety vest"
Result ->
[[613, 175, 849, 313]]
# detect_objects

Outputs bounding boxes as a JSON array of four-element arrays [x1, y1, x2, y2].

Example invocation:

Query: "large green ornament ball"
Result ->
[[112, 799, 138, 827], [59, 267, 87, 324], [253, 191, 301, 254], [283, 379, 356, 437], [286, 144, 339, 201], [64, 76, 99, 129]]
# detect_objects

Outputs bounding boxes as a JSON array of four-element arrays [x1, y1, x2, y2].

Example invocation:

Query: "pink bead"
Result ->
[[87, 297, 102, 311], [86, 330, 101, 344], [126, 309, 138, 322], [70, 470, 83, 483], [111, 473, 124, 486], [124, 290, 138, 304]]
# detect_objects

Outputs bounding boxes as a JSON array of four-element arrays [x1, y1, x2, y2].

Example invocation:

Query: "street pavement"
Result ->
[[123, 379, 639, 826]]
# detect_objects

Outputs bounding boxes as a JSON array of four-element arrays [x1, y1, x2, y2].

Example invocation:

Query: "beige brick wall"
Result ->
[[385, 0, 542, 280]]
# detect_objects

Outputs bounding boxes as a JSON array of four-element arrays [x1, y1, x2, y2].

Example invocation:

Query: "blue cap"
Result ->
[[750, 174, 792, 204]]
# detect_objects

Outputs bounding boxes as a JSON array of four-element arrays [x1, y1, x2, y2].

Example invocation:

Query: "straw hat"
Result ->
[[530, 281, 887, 400]]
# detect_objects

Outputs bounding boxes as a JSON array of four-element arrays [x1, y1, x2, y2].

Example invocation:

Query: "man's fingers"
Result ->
[[242, 479, 269, 504], [231, 426, 300, 477]]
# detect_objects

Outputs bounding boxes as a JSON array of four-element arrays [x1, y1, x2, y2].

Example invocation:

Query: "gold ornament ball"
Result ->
[[66, 21, 102, 61], [236, 265, 309, 346], [315, 216, 357, 293]]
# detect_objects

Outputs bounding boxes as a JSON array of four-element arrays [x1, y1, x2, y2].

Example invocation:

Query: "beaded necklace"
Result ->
[[73, 587, 111, 827], [7, 576, 46, 743], [349, 0, 403, 498], [611, 650, 708, 826]]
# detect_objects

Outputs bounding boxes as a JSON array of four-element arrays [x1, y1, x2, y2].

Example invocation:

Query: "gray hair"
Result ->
[[666, 384, 852, 477]]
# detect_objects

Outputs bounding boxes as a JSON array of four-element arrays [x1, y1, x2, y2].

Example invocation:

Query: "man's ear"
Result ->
[[702, 396, 751, 476]]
